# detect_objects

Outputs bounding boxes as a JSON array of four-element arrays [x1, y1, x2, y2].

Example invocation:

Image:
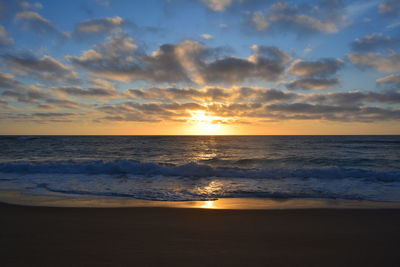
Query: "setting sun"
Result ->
[[186, 110, 230, 135]]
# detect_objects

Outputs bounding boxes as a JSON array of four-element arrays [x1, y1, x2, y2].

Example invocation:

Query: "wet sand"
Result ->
[[1, 203, 400, 267]]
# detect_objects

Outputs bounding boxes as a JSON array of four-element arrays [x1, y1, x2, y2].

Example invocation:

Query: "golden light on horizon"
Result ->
[[185, 110, 232, 135], [200, 200, 217, 209]]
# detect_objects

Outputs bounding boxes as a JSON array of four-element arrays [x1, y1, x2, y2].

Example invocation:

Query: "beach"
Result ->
[[1, 203, 400, 267]]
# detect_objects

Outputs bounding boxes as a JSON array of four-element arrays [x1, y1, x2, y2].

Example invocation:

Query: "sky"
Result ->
[[0, 0, 400, 135]]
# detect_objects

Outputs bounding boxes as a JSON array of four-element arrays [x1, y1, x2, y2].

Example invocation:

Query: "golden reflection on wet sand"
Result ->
[[1, 190, 400, 209]]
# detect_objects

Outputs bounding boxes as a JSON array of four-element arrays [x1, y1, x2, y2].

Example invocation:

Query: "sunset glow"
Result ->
[[0, 0, 400, 135], [186, 110, 230, 135]]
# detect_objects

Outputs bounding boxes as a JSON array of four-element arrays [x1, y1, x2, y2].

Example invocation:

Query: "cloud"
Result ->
[[68, 35, 291, 85], [251, 11, 269, 31], [286, 58, 343, 90], [19, 1, 43, 10], [125, 86, 296, 103], [15, 11, 65, 37], [67, 34, 191, 83], [3, 54, 79, 83], [200, 0, 235, 12], [348, 53, 400, 72], [286, 77, 340, 90], [200, 33, 213, 39], [376, 73, 400, 84], [351, 33, 400, 52], [0, 72, 24, 90], [0, 72, 83, 109], [249, 1, 345, 35], [264, 102, 400, 122], [198, 45, 291, 84], [97, 101, 206, 122], [288, 58, 344, 77], [2, 87, 48, 104], [73, 16, 129, 38], [0, 26, 13, 47], [303, 90, 400, 105], [54, 85, 119, 98], [379, 0, 400, 16]]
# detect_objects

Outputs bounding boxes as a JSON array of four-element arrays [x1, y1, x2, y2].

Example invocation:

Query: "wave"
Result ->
[[0, 160, 399, 182]]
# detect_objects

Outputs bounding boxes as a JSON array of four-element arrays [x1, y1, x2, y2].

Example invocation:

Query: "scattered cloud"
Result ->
[[15, 10, 65, 38], [288, 58, 344, 77], [379, 0, 400, 17], [0, 72, 27, 90], [303, 90, 400, 105], [249, 1, 345, 36], [251, 11, 269, 31], [377, 73, 400, 84], [3, 54, 79, 83], [351, 33, 400, 52], [53, 85, 119, 98], [286, 77, 340, 90], [0, 25, 14, 47], [68, 35, 291, 85], [287, 58, 343, 90], [73, 16, 129, 39], [200, 33, 213, 39], [348, 52, 400, 72], [200, 0, 236, 12], [19, 1, 43, 10]]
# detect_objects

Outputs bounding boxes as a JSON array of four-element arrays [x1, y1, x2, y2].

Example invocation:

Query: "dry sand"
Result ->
[[1, 203, 400, 266]]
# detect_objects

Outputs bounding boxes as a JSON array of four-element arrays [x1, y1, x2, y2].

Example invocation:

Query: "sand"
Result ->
[[1, 203, 400, 267]]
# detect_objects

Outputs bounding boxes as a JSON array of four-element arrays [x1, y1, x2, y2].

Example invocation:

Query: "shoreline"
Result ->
[[1, 190, 400, 210], [1, 202, 400, 266]]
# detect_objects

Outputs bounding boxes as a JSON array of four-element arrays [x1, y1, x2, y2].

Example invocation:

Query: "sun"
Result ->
[[186, 110, 230, 135]]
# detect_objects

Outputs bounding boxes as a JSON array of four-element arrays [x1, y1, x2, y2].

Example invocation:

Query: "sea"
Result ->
[[0, 135, 399, 204]]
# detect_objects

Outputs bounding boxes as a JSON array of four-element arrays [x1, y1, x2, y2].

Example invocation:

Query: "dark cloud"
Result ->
[[2, 87, 48, 104], [264, 102, 400, 122], [96, 101, 206, 122], [3, 54, 79, 83], [68, 36, 290, 85], [44, 97, 83, 109], [126, 87, 228, 101], [68, 36, 290, 84], [286, 77, 339, 90], [15, 10, 65, 38], [200, 45, 291, 84], [67, 34, 189, 83], [54, 86, 118, 98], [0, 72, 24, 90], [73, 16, 129, 39], [0, 72, 84, 109], [125, 86, 297, 103], [288, 58, 344, 77], [303, 90, 400, 105], [351, 33, 400, 52], [348, 53, 400, 72], [287, 58, 343, 90], [238, 87, 297, 103], [249, 1, 345, 36], [32, 112, 75, 117]]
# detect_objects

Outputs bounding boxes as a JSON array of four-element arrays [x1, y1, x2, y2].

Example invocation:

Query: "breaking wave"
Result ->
[[0, 160, 399, 182]]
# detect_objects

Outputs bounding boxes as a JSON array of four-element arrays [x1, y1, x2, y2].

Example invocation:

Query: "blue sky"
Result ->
[[1, 0, 400, 134]]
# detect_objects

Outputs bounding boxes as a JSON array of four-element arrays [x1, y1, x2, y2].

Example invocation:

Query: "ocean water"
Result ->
[[0, 135, 399, 203]]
